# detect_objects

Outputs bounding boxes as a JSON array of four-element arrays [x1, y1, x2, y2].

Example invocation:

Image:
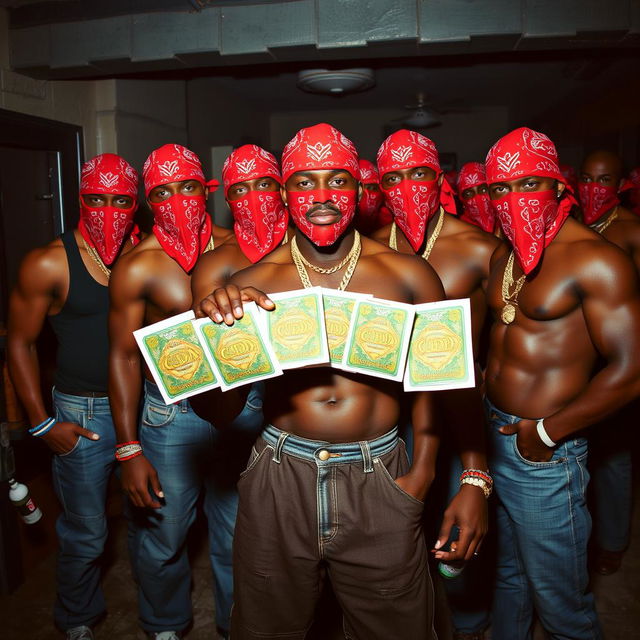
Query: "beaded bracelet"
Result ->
[[460, 469, 493, 499], [115, 441, 143, 462], [29, 417, 57, 437]]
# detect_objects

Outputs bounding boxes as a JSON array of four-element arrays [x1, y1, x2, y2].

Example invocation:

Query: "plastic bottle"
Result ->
[[8, 478, 43, 524], [438, 561, 465, 579]]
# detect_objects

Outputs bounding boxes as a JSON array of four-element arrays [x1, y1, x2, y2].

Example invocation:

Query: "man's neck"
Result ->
[[293, 228, 356, 265]]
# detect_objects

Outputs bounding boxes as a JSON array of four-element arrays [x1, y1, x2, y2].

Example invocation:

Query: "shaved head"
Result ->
[[581, 150, 624, 185]]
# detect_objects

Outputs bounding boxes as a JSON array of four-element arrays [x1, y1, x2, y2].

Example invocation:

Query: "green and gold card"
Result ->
[[192, 302, 282, 391], [262, 288, 330, 369], [404, 298, 475, 391], [342, 298, 415, 381], [134, 311, 219, 404], [320, 288, 372, 369]]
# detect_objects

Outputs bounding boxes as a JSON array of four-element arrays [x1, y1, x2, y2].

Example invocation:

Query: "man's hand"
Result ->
[[41, 421, 100, 455], [197, 284, 274, 324], [500, 418, 555, 462], [394, 472, 429, 503], [120, 455, 164, 509], [433, 483, 488, 562]]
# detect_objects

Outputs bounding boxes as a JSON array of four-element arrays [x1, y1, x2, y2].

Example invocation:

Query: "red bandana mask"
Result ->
[[356, 159, 385, 230], [622, 167, 640, 216], [222, 145, 288, 263], [377, 129, 457, 252], [579, 182, 620, 225], [143, 144, 216, 272], [486, 127, 575, 274], [78, 153, 139, 265], [457, 162, 495, 233], [281, 123, 359, 246]]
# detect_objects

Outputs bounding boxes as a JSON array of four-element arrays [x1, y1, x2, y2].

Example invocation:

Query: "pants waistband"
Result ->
[[55, 386, 108, 398], [144, 379, 190, 409], [262, 424, 398, 466], [52, 387, 112, 411]]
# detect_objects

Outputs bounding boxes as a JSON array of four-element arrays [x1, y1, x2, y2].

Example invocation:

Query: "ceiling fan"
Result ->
[[388, 92, 467, 129]]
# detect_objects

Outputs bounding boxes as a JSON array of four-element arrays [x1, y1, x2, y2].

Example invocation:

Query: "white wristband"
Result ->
[[536, 419, 557, 448]]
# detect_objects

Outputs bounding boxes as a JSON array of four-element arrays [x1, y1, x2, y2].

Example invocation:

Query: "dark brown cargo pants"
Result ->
[[230, 425, 435, 640]]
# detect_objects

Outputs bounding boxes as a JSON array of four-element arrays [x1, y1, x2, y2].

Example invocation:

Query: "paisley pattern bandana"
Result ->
[[222, 145, 288, 262], [143, 144, 213, 271], [376, 129, 456, 252], [356, 159, 385, 232], [456, 162, 495, 233], [281, 124, 359, 246], [621, 167, 640, 216], [78, 153, 139, 265], [486, 127, 575, 274], [579, 182, 620, 225]]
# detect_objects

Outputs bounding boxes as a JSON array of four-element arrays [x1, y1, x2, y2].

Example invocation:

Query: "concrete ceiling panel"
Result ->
[[131, 10, 221, 62], [317, 0, 417, 48], [10, 24, 50, 67]]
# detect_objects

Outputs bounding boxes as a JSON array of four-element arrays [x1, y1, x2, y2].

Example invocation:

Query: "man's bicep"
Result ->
[[108, 270, 147, 354]]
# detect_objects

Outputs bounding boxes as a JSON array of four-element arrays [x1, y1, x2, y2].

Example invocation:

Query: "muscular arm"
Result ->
[[544, 246, 640, 441], [192, 245, 245, 316], [8, 247, 98, 452], [108, 255, 163, 507]]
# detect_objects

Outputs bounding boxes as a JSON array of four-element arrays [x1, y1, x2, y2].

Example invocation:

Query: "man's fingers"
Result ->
[[213, 285, 242, 325], [149, 472, 164, 501], [240, 287, 274, 311], [452, 528, 474, 560], [199, 296, 224, 323], [77, 426, 100, 440], [499, 422, 517, 435], [434, 513, 455, 552]]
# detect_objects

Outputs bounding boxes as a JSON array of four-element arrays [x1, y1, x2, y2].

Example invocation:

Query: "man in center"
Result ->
[[199, 123, 446, 639]]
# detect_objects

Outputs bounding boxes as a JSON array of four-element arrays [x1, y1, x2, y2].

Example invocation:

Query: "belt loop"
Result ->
[[272, 433, 289, 464], [359, 441, 373, 473]]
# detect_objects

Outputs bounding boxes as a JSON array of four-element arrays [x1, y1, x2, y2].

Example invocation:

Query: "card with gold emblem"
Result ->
[[134, 311, 219, 404], [404, 298, 475, 392], [320, 288, 372, 369], [342, 298, 415, 381], [261, 287, 330, 369], [192, 302, 282, 391]]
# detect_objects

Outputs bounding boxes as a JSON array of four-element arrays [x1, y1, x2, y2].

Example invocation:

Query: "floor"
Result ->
[[1, 465, 639, 639]]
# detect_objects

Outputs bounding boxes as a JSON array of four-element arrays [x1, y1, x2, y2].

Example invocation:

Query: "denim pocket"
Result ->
[[239, 445, 268, 479], [374, 458, 425, 508], [512, 435, 565, 468], [53, 405, 85, 457], [142, 402, 176, 428]]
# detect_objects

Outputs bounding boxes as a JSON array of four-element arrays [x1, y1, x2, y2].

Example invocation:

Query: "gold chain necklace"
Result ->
[[203, 232, 215, 253], [500, 251, 526, 324], [389, 207, 445, 261], [291, 231, 361, 291], [81, 237, 111, 280], [591, 206, 618, 235]]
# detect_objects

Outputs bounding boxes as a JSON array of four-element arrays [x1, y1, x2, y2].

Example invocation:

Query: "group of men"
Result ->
[[6, 121, 640, 640]]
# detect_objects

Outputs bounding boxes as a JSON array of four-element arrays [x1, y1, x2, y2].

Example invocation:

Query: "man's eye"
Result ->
[[332, 178, 345, 186], [524, 181, 538, 189], [298, 180, 311, 188]]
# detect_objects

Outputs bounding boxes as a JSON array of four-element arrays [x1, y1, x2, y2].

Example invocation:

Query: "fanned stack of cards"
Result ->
[[134, 292, 475, 403]]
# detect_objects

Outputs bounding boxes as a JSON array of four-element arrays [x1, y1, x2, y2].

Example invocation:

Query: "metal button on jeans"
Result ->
[[317, 449, 330, 461]]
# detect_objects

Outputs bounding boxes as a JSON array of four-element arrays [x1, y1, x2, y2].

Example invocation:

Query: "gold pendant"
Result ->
[[501, 304, 516, 324]]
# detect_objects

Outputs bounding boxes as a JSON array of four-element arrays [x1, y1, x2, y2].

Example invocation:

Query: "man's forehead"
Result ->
[[289, 168, 353, 178], [489, 175, 550, 186], [151, 178, 200, 189]]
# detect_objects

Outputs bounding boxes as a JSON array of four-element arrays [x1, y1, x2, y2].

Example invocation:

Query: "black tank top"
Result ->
[[48, 231, 110, 392]]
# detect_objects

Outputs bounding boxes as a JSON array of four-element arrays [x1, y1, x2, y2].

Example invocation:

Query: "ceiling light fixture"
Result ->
[[297, 68, 375, 95]]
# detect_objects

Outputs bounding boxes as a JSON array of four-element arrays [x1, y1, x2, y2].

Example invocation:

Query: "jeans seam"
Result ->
[[322, 467, 339, 544]]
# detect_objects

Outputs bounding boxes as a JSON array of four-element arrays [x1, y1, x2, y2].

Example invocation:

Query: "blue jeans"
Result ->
[[134, 381, 263, 634], [51, 389, 116, 631], [485, 398, 602, 640]]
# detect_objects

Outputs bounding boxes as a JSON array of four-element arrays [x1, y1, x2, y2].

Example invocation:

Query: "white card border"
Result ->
[[403, 297, 476, 392], [133, 310, 220, 404], [341, 297, 416, 382], [192, 302, 283, 391]]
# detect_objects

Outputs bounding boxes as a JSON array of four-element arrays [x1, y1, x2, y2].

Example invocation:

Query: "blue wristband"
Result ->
[[30, 417, 56, 437]]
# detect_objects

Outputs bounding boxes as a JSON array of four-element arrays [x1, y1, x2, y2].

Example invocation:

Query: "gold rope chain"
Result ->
[[500, 251, 526, 324], [81, 236, 111, 280], [291, 231, 362, 291], [389, 207, 445, 261], [591, 206, 619, 235]]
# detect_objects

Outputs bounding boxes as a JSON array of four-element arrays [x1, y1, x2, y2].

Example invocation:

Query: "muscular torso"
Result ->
[[231, 237, 443, 442], [373, 214, 500, 347], [598, 206, 640, 271], [485, 218, 606, 418]]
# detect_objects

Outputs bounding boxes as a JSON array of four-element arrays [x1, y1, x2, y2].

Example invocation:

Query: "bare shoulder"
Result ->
[[443, 215, 501, 254], [17, 237, 67, 291], [110, 235, 167, 294]]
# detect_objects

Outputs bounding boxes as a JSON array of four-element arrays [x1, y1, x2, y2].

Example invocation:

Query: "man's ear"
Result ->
[[557, 181, 566, 197], [280, 185, 288, 207], [204, 186, 209, 198], [357, 182, 364, 203], [438, 173, 444, 187]]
